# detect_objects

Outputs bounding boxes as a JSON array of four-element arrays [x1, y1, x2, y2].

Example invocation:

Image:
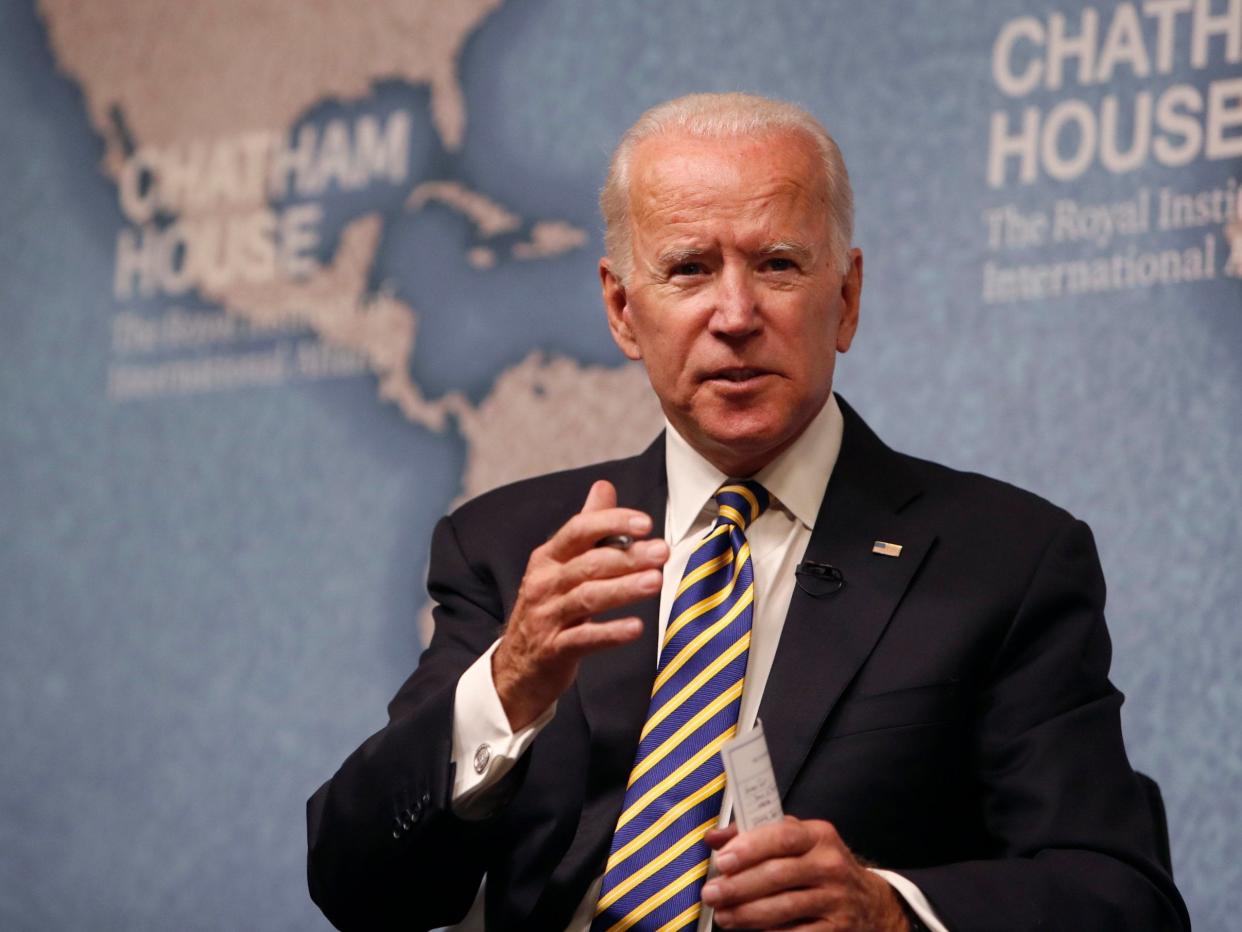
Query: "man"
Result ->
[[307, 93, 1188, 931]]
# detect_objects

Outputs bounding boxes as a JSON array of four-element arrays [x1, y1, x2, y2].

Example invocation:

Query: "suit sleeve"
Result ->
[[306, 513, 517, 932], [900, 519, 1190, 932]]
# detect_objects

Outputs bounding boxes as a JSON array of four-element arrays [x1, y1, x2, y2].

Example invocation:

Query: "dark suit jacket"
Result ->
[[307, 397, 1188, 931]]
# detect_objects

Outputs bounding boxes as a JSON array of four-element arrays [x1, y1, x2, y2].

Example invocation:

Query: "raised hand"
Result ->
[[492, 479, 669, 730]]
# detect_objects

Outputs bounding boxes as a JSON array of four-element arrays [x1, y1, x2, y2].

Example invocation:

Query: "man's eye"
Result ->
[[671, 262, 705, 277], [765, 257, 797, 272]]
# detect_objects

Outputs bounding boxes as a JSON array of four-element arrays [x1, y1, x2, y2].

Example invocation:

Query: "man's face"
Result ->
[[601, 130, 862, 477]]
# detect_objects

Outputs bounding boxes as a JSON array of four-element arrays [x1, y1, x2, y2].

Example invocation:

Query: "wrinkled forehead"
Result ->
[[627, 130, 830, 242], [631, 128, 823, 193]]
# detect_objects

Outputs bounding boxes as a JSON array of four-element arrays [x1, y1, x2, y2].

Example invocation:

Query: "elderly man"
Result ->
[[307, 93, 1187, 932]]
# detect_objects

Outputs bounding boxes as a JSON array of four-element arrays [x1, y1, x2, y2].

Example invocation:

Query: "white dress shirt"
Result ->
[[448, 395, 948, 931]]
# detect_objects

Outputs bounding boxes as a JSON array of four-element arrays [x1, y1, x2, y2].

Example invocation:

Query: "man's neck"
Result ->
[[663, 393, 845, 544]]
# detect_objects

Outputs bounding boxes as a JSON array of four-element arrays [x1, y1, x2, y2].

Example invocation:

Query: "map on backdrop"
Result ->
[[39, 0, 664, 638], [7, 1, 1239, 928]]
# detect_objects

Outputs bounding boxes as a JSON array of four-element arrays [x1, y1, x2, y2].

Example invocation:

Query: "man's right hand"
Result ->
[[492, 479, 669, 731]]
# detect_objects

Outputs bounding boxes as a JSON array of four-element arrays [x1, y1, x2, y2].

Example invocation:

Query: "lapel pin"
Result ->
[[872, 540, 903, 558]]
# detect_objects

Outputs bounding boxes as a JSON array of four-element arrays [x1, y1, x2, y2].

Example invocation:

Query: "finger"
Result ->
[[542, 507, 655, 561], [706, 825, 739, 850], [554, 616, 644, 656], [560, 537, 669, 589], [581, 479, 617, 513], [712, 886, 835, 931], [552, 568, 664, 622], [704, 851, 839, 909], [715, 818, 819, 875]]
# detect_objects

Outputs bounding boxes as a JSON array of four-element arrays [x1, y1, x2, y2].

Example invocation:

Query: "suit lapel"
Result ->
[[758, 398, 936, 798]]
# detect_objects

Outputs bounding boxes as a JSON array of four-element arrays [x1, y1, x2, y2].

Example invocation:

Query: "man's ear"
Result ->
[[600, 259, 642, 361], [835, 248, 863, 354]]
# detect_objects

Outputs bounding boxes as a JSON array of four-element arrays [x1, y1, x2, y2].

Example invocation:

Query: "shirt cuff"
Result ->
[[450, 638, 557, 819], [870, 869, 951, 932]]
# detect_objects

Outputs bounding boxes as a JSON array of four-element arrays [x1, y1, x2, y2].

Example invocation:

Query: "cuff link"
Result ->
[[473, 742, 492, 774]]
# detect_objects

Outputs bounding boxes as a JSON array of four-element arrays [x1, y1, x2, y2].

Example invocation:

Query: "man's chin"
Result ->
[[689, 421, 799, 476], [677, 392, 827, 474]]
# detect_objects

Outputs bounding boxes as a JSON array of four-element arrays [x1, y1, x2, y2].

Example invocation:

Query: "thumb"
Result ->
[[581, 479, 618, 513], [705, 825, 738, 850]]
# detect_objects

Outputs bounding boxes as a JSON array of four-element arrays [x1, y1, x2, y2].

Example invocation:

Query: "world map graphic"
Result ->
[[38, 0, 665, 640]]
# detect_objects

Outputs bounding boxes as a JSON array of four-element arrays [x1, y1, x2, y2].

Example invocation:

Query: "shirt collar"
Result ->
[[663, 393, 844, 545]]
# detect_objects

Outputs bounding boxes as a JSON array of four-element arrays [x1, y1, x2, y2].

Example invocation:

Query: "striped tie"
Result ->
[[591, 480, 769, 932]]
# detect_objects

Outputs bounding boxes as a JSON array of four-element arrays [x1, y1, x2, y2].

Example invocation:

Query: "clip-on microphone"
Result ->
[[795, 561, 845, 597]]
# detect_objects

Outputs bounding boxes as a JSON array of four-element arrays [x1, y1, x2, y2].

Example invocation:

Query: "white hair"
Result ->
[[600, 92, 854, 283]]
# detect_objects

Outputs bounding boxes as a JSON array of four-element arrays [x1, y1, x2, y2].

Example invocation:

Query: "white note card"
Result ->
[[720, 720, 783, 832]]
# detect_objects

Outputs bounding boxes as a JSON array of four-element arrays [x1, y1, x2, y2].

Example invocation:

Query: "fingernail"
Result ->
[[629, 514, 651, 533], [701, 881, 720, 905], [641, 570, 662, 592], [716, 852, 737, 873]]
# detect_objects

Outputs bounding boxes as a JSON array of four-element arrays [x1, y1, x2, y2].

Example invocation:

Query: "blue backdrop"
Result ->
[[2, 1, 1239, 928]]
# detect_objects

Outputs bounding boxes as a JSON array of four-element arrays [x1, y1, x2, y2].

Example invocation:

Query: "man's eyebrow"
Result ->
[[655, 245, 707, 267], [758, 240, 814, 260]]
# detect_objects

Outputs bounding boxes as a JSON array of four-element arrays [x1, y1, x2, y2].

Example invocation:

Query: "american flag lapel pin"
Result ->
[[872, 540, 903, 558]]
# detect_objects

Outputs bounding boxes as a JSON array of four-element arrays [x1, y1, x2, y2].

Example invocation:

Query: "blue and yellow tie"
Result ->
[[591, 480, 769, 932]]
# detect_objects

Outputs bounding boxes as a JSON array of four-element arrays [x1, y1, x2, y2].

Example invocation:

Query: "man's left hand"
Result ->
[[702, 817, 909, 931]]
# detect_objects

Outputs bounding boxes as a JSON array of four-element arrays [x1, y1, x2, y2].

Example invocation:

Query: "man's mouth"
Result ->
[[705, 367, 770, 383]]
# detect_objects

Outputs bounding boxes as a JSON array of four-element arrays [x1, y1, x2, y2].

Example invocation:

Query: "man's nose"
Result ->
[[708, 268, 762, 337]]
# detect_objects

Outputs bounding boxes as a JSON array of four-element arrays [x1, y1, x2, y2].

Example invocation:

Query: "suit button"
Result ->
[[411, 801, 423, 819], [392, 829, 401, 839], [473, 743, 491, 774], [420, 791, 431, 807]]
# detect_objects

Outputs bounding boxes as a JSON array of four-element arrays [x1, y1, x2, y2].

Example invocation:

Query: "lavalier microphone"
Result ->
[[795, 561, 845, 597]]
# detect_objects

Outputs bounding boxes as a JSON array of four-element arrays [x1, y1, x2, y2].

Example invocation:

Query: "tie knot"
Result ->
[[714, 480, 769, 532]]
